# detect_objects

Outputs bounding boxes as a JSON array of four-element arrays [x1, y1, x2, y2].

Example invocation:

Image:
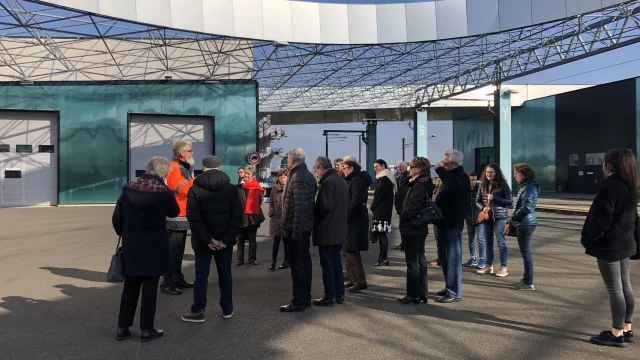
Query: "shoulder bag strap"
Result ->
[[115, 236, 122, 252]]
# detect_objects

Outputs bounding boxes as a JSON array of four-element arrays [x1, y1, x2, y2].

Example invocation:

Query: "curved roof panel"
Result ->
[[38, 0, 629, 44]]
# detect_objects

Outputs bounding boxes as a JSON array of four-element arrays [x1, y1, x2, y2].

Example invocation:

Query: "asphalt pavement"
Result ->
[[0, 205, 638, 360]]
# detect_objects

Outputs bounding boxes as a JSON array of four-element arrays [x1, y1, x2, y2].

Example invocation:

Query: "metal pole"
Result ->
[[358, 135, 362, 163], [325, 133, 328, 158], [402, 137, 405, 162]]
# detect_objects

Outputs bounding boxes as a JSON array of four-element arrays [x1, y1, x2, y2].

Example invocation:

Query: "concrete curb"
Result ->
[[535, 207, 588, 216]]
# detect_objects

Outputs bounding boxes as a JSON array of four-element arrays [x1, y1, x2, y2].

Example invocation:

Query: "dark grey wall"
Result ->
[[555, 78, 636, 193]]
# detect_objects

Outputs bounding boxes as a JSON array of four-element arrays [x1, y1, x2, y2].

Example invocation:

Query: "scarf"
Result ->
[[376, 168, 397, 192], [242, 178, 264, 214]]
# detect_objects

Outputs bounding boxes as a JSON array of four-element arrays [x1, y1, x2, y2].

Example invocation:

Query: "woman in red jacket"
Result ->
[[236, 168, 265, 266]]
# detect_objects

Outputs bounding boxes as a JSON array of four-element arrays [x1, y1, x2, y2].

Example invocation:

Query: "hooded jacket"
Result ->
[[166, 157, 195, 217], [581, 174, 639, 261], [112, 174, 180, 277], [186, 169, 243, 252], [512, 180, 540, 227], [370, 169, 396, 223]]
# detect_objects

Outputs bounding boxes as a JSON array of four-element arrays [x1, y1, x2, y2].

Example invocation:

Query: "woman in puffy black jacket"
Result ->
[[511, 163, 540, 291], [398, 157, 434, 304], [475, 163, 513, 278], [582, 149, 639, 348]]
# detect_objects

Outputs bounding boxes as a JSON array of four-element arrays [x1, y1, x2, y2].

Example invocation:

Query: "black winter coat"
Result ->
[[345, 171, 369, 252], [269, 182, 285, 237], [476, 181, 513, 221], [433, 166, 471, 231], [112, 174, 180, 277], [237, 184, 265, 229], [465, 184, 480, 224], [400, 173, 434, 236], [360, 170, 373, 188], [281, 163, 317, 240], [370, 172, 394, 223], [395, 172, 410, 215], [581, 174, 640, 261], [313, 169, 349, 247], [186, 170, 243, 252]]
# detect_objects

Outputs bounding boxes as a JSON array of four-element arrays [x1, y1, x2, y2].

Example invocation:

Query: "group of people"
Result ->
[[110, 139, 639, 349]]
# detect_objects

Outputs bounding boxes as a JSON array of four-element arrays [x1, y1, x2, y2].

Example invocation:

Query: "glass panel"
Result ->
[[5, 170, 21, 178], [39, 145, 55, 153], [586, 153, 605, 165], [452, 113, 493, 175], [475, 147, 494, 174], [0, 144, 9, 152], [16, 145, 32, 153], [569, 154, 579, 166]]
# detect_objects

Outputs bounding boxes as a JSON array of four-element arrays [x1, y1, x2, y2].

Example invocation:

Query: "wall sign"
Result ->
[[247, 152, 261, 165]]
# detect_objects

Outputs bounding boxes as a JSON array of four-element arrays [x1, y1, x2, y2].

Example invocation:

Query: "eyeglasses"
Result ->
[[183, 149, 193, 153]]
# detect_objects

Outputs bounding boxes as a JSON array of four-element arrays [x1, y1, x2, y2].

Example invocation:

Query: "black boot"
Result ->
[[279, 261, 290, 269], [141, 329, 164, 343], [116, 327, 131, 341]]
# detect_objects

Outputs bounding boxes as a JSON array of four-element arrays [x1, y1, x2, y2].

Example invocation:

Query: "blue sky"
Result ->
[[274, 1, 640, 171]]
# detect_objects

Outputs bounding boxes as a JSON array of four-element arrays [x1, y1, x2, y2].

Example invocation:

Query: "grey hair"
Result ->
[[244, 167, 255, 176], [444, 149, 464, 166], [397, 161, 408, 166], [343, 155, 358, 165], [287, 148, 305, 165], [172, 140, 192, 157], [313, 156, 332, 171], [145, 156, 171, 178]]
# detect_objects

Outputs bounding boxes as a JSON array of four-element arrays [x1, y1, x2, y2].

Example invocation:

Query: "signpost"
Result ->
[[247, 152, 261, 165]]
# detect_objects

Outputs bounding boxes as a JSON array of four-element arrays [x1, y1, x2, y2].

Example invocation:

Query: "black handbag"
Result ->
[[412, 199, 443, 227], [107, 236, 125, 283]]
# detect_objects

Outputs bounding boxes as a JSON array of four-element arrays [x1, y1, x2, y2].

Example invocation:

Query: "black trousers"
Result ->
[[319, 244, 344, 299], [271, 236, 289, 264], [118, 276, 160, 330], [161, 230, 187, 287], [237, 227, 258, 262], [287, 232, 312, 305], [402, 233, 428, 298], [375, 232, 389, 262]]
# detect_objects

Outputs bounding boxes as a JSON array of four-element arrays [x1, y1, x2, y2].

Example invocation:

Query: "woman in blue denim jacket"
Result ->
[[511, 163, 540, 291]]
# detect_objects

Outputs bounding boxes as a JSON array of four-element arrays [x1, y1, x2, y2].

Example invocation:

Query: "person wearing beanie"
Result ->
[[182, 155, 243, 323]]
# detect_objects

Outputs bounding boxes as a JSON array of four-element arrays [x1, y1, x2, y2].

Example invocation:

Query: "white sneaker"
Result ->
[[223, 312, 234, 319], [496, 267, 509, 277], [476, 266, 494, 274]]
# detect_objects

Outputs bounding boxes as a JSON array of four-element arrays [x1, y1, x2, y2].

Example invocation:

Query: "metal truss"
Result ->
[[0, 0, 638, 112]]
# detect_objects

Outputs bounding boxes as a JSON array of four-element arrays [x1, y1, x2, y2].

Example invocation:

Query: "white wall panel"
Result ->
[[567, 0, 602, 16], [262, 0, 293, 42], [347, 5, 377, 44], [376, 4, 407, 43], [531, 0, 567, 24], [202, 0, 235, 36], [498, 0, 532, 31], [136, 0, 172, 28], [466, 0, 499, 35], [319, 3, 349, 44], [58, 0, 98, 13], [170, 0, 204, 32], [435, 0, 468, 39], [291, 1, 321, 43], [233, 0, 264, 39], [98, 0, 137, 22], [406, 2, 437, 42], [603, 0, 628, 7]]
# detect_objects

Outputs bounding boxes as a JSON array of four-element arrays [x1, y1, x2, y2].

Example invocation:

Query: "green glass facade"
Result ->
[[0, 83, 257, 204], [452, 113, 493, 173]]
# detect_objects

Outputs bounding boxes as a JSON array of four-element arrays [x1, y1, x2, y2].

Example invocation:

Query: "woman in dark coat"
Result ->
[[475, 163, 513, 277], [398, 157, 434, 304], [269, 168, 289, 270], [236, 168, 264, 266], [112, 157, 180, 343], [582, 149, 639, 348], [343, 157, 369, 293], [370, 159, 396, 266], [511, 163, 540, 291]]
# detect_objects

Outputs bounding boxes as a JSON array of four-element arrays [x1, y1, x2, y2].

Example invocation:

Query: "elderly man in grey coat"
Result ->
[[312, 156, 350, 306], [280, 148, 317, 312]]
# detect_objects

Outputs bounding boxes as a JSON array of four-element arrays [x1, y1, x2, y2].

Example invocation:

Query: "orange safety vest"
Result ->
[[166, 159, 194, 216]]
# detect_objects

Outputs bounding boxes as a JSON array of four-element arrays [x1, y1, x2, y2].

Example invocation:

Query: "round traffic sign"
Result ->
[[247, 151, 261, 165]]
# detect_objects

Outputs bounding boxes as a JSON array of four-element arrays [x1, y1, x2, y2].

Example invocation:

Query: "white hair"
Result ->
[[397, 161, 407, 166], [287, 148, 305, 166], [172, 140, 192, 157], [444, 149, 464, 166], [145, 156, 171, 178], [343, 155, 359, 165]]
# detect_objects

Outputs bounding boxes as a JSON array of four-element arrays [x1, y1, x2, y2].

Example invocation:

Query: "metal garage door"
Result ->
[[129, 114, 214, 181], [0, 111, 58, 207]]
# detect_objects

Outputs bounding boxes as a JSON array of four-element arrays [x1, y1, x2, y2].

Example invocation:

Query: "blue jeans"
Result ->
[[436, 226, 462, 299], [466, 223, 486, 260], [192, 247, 233, 315], [516, 225, 536, 285], [318, 244, 345, 300], [482, 218, 508, 268]]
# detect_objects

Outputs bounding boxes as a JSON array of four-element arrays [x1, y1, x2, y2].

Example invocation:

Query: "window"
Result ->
[[0, 144, 9, 153], [569, 154, 579, 167], [16, 145, 32, 153], [38, 145, 55, 153], [5, 170, 21, 178], [135, 170, 145, 177]]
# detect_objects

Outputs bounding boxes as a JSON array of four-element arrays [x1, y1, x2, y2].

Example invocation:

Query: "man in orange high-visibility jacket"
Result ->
[[160, 140, 196, 296]]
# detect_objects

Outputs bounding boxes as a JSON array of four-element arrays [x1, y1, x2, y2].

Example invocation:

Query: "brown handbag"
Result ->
[[477, 185, 493, 224], [503, 219, 516, 237]]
